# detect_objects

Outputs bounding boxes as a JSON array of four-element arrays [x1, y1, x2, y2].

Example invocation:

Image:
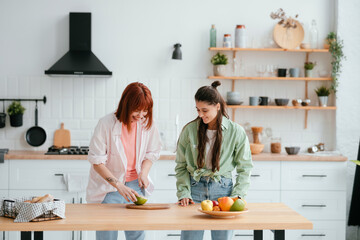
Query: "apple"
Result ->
[[201, 200, 213, 211], [230, 199, 245, 211], [212, 200, 219, 207], [218, 197, 234, 211], [134, 196, 148, 205]]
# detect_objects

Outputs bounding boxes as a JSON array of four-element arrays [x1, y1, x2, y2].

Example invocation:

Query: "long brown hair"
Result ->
[[195, 81, 228, 172], [115, 82, 153, 130]]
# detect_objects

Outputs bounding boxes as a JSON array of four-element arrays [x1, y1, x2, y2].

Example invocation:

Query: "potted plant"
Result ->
[[327, 32, 345, 94], [315, 86, 331, 107], [304, 61, 316, 77], [211, 52, 228, 76], [324, 32, 336, 49], [7, 101, 25, 127]]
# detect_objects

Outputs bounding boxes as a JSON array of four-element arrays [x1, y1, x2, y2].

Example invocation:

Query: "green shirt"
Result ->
[[175, 116, 253, 200]]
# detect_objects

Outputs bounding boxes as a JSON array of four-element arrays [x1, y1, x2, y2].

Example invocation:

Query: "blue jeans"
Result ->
[[181, 176, 234, 240], [96, 179, 145, 240]]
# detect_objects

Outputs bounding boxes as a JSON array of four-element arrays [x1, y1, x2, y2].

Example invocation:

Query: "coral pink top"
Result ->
[[121, 122, 138, 182]]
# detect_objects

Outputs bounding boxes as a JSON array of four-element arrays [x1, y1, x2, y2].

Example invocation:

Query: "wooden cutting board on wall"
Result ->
[[54, 123, 71, 148]]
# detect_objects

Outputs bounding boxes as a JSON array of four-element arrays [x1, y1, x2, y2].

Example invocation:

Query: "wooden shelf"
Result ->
[[226, 105, 336, 110], [209, 47, 329, 53], [209, 76, 332, 81]]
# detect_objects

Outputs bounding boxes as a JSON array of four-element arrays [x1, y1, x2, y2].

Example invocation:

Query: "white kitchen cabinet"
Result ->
[[285, 220, 346, 240], [9, 160, 90, 190], [0, 161, 9, 190]]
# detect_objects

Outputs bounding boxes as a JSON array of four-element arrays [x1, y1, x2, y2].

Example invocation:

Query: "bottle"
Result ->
[[270, 137, 282, 153], [309, 20, 318, 49], [223, 34, 232, 48], [235, 25, 246, 48], [210, 24, 216, 48]]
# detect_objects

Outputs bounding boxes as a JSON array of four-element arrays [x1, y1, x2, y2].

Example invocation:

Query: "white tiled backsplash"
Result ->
[[0, 75, 335, 152]]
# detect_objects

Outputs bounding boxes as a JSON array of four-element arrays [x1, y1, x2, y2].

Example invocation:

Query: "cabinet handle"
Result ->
[[167, 233, 181, 236], [54, 173, 64, 177], [235, 234, 253, 236], [301, 234, 326, 237], [168, 174, 176, 177], [250, 174, 260, 177], [301, 204, 326, 208], [302, 175, 327, 177]]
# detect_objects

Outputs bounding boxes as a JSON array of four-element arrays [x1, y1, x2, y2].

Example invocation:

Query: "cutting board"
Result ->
[[126, 204, 171, 210], [273, 20, 304, 49], [54, 123, 71, 148]]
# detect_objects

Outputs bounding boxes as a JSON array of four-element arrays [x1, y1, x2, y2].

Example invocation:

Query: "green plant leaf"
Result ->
[[351, 160, 360, 166]]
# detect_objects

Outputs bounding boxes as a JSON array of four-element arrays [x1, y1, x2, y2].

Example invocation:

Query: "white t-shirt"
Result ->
[[205, 129, 217, 169]]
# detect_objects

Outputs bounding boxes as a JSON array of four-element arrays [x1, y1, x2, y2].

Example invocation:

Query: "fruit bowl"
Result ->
[[198, 208, 249, 218]]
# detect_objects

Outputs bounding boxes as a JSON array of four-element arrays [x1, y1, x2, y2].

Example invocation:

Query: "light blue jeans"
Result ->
[[96, 179, 145, 240], [181, 176, 234, 240]]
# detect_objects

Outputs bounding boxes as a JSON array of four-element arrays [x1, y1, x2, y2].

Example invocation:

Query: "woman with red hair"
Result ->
[[86, 82, 162, 240]]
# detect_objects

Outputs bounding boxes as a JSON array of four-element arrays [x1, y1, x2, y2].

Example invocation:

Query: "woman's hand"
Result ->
[[138, 172, 149, 189], [178, 198, 195, 207], [116, 182, 140, 203]]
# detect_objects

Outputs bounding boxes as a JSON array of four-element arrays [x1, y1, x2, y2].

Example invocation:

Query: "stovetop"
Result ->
[[45, 146, 89, 155]]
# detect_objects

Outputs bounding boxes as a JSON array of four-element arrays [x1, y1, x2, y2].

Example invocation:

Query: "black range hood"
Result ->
[[45, 12, 112, 76]]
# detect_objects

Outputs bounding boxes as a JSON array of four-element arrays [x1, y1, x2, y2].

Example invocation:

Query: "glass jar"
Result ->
[[270, 137, 282, 153], [223, 34, 232, 48]]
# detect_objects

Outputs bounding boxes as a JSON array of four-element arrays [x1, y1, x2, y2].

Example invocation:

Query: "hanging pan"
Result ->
[[25, 102, 46, 147], [0, 101, 6, 128]]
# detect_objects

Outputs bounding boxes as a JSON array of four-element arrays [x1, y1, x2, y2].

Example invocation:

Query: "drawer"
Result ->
[[0, 161, 9, 189], [151, 160, 177, 190], [285, 220, 345, 240], [235, 161, 280, 190], [246, 190, 280, 203], [281, 161, 346, 191], [149, 189, 178, 203], [281, 191, 346, 220], [9, 160, 90, 190]]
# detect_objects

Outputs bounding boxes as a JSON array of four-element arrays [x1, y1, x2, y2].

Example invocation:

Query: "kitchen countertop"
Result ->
[[4, 150, 347, 161], [0, 203, 312, 231]]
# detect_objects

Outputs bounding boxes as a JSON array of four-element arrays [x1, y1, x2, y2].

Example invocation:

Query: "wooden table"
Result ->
[[0, 203, 312, 240]]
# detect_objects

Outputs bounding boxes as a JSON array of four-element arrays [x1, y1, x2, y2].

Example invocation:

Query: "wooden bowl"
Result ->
[[250, 143, 264, 154]]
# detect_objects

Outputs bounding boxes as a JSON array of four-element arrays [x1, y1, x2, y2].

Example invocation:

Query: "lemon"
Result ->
[[134, 196, 148, 205]]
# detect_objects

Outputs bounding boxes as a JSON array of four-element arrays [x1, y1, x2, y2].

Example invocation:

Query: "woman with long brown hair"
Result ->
[[175, 81, 253, 240], [86, 82, 161, 240]]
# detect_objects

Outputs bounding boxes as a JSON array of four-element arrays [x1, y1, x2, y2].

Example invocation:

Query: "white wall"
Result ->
[[337, 0, 360, 239], [0, 0, 337, 152]]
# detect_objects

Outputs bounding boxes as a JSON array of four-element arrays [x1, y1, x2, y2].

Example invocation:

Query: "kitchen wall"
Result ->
[[0, 0, 337, 151]]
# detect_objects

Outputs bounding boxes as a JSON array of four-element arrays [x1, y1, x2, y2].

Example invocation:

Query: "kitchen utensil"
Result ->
[[0, 101, 6, 128], [301, 99, 311, 106], [273, 20, 304, 49], [126, 204, 171, 210], [292, 99, 302, 106], [25, 102, 47, 147], [250, 143, 264, 154], [197, 207, 249, 218], [259, 96, 270, 106], [275, 98, 289, 106], [249, 97, 262, 106], [251, 127, 263, 143], [54, 123, 71, 148], [285, 146, 300, 155]]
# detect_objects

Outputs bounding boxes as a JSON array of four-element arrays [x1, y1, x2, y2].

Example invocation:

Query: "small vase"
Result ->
[[213, 65, 226, 76], [305, 69, 312, 78], [10, 114, 23, 127], [318, 96, 328, 107]]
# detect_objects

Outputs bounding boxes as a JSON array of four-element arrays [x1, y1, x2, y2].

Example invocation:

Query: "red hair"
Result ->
[[115, 82, 153, 130]]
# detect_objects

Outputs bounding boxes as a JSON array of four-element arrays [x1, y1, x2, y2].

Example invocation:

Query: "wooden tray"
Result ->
[[126, 204, 171, 210], [197, 208, 249, 218], [273, 20, 304, 49]]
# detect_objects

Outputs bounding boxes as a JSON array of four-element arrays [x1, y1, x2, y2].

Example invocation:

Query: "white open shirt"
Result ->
[[86, 113, 162, 203]]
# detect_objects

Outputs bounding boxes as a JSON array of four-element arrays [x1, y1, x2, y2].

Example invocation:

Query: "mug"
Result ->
[[289, 68, 300, 77], [277, 68, 287, 77], [249, 96, 262, 106], [259, 96, 270, 106]]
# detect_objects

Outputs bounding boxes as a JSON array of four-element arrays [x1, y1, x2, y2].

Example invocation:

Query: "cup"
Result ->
[[289, 68, 300, 77], [259, 96, 270, 106], [277, 68, 287, 77], [249, 96, 262, 106]]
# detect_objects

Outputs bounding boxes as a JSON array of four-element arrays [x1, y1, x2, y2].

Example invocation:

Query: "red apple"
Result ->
[[212, 200, 219, 206]]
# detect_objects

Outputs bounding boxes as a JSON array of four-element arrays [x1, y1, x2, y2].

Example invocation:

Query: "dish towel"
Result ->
[[63, 173, 89, 193]]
